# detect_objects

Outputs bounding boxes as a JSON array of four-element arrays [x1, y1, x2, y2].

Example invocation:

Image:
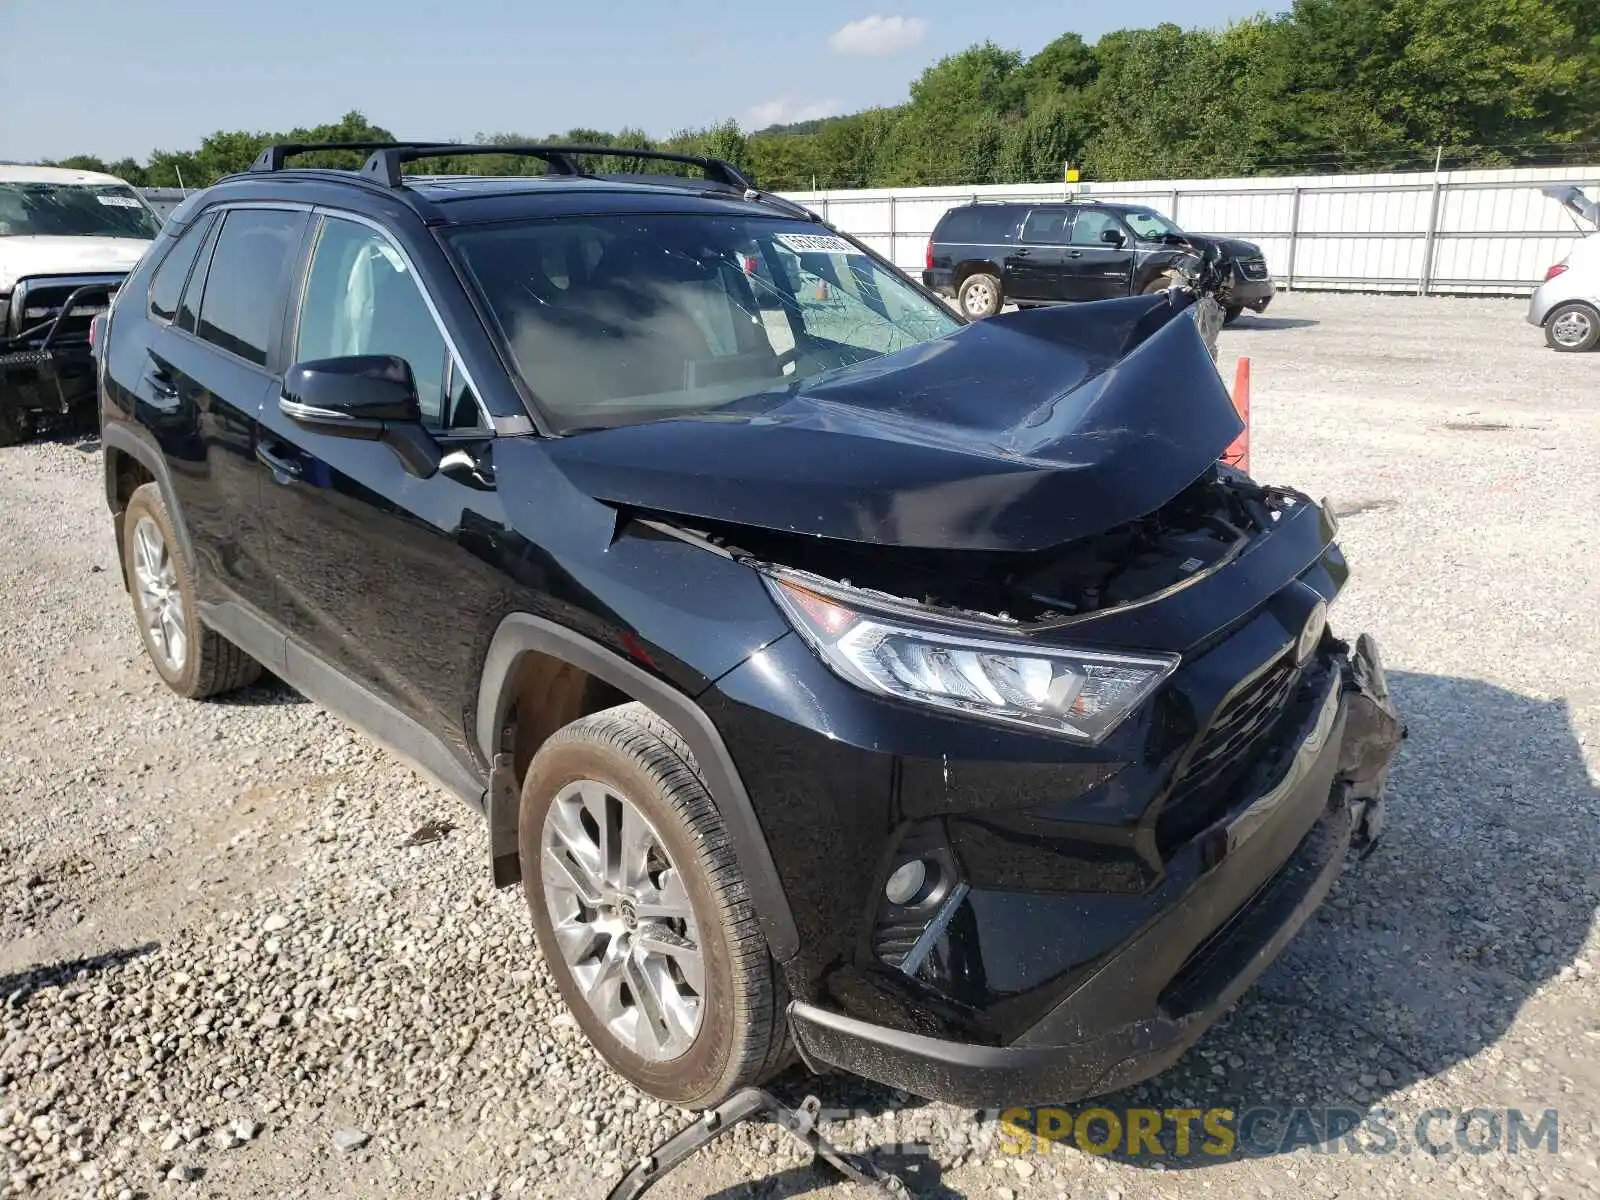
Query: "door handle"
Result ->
[[1012, 249, 1032, 258], [256, 442, 303, 484], [1068, 250, 1084, 258]]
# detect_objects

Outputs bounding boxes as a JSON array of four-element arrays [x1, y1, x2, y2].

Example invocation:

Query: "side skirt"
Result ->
[[198, 598, 488, 814]]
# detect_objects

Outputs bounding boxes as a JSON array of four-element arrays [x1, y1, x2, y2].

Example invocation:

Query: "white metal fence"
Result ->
[[777, 165, 1600, 297], [139, 164, 1598, 297]]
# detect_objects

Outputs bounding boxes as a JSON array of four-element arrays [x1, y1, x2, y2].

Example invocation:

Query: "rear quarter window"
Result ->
[[147, 215, 214, 324], [934, 209, 983, 243]]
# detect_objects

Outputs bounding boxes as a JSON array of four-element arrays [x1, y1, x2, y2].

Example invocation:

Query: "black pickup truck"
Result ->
[[923, 200, 1275, 321]]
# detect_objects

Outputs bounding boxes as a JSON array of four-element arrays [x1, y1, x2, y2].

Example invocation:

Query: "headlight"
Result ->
[[764, 574, 1178, 743]]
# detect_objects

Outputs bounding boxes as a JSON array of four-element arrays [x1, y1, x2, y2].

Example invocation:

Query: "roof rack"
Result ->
[[249, 141, 456, 173], [358, 143, 756, 192]]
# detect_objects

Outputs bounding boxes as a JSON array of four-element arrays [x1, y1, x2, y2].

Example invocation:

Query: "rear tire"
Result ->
[[1545, 302, 1599, 352], [957, 272, 1002, 318], [122, 483, 263, 699], [519, 702, 789, 1109]]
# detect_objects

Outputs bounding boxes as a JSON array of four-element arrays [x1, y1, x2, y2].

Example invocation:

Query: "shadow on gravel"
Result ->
[[0, 941, 159, 1006], [699, 1151, 958, 1200], [208, 673, 309, 707], [1080, 669, 1598, 1169], [1226, 316, 1319, 332]]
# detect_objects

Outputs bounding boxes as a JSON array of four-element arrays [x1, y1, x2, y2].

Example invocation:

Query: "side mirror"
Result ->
[[1100, 228, 1127, 248], [280, 354, 441, 479]]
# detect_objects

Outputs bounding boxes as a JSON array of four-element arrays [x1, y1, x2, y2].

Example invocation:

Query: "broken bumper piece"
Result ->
[[783, 634, 1405, 1109]]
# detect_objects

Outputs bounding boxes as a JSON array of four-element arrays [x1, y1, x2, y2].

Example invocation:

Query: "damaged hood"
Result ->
[[542, 291, 1243, 553], [0, 236, 152, 294], [1171, 232, 1263, 259]]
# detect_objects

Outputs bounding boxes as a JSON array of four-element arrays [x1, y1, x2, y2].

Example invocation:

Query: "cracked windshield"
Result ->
[[450, 213, 960, 431]]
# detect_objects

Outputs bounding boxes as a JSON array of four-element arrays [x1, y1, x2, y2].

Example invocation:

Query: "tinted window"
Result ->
[[295, 216, 460, 428], [148, 216, 212, 323], [972, 206, 1022, 242], [1021, 209, 1072, 244], [1071, 210, 1126, 247], [176, 218, 221, 334], [196, 208, 307, 367], [935, 209, 980, 242]]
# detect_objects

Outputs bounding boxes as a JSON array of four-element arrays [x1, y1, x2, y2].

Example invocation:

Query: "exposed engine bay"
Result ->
[[638, 467, 1309, 628]]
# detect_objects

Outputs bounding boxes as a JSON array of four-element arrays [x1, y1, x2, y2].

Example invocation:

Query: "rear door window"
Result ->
[[194, 208, 308, 367], [1021, 209, 1072, 244]]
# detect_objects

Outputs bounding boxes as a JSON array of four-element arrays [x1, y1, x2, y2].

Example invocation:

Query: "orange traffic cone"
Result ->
[[1222, 356, 1251, 474]]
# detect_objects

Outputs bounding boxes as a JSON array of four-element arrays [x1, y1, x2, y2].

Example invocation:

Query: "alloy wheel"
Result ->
[[132, 515, 186, 673], [963, 281, 995, 315], [541, 779, 705, 1061], [1550, 309, 1593, 348]]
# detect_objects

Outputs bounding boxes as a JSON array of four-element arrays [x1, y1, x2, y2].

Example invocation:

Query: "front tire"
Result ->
[[519, 702, 788, 1109], [1142, 270, 1186, 295], [957, 272, 1002, 318], [1545, 302, 1599, 352], [122, 483, 262, 698]]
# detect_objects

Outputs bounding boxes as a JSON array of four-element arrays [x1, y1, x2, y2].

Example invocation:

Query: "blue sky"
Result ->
[[3, 0, 1271, 163]]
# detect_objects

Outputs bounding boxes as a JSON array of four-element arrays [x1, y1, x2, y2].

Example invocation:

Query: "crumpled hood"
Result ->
[[541, 291, 1243, 554], [0, 236, 152, 293], [1177, 232, 1263, 259]]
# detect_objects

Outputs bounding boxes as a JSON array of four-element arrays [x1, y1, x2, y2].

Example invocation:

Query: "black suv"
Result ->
[[98, 142, 1401, 1113], [924, 200, 1276, 322]]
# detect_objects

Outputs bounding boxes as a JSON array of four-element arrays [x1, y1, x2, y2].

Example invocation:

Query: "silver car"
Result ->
[[1528, 184, 1600, 352]]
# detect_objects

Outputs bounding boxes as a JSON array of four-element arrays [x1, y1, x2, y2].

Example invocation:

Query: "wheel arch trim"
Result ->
[[475, 612, 801, 962], [102, 422, 196, 584]]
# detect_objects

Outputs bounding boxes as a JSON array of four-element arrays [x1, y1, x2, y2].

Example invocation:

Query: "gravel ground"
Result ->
[[2, 291, 1598, 1200]]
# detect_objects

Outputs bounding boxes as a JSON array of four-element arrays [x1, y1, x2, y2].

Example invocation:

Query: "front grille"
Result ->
[[8, 275, 123, 344], [1156, 655, 1300, 849], [1239, 257, 1270, 281]]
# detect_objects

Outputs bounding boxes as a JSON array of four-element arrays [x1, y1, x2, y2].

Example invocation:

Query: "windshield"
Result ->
[[449, 213, 961, 432], [1123, 209, 1185, 241], [0, 182, 163, 240]]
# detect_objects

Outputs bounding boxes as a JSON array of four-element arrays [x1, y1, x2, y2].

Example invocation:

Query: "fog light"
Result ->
[[884, 859, 929, 906]]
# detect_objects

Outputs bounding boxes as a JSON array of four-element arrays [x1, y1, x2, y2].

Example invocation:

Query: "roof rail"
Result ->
[[248, 141, 453, 173], [358, 143, 756, 192]]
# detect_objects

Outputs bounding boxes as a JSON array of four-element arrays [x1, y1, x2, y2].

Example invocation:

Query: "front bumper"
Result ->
[[1, 279, 119, 420], [1222, 274, 1275, 312], [0, 343, 97, 418], [786, 635, 1403, 1107]]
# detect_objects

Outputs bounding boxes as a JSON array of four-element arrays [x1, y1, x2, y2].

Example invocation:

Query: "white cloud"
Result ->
[[744, 97, 843, 129], [828, 15, 927, 57]]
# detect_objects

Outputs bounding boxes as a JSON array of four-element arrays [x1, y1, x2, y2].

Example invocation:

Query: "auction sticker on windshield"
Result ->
[[774, 232, 863, 257], [96, 196, 144, 208]]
